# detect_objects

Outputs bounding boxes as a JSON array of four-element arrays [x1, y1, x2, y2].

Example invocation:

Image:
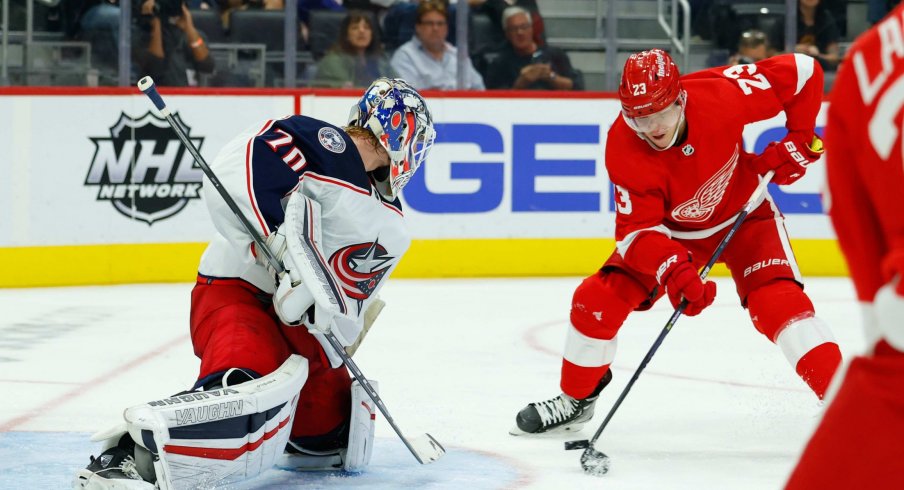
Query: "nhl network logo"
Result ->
[[85, 112, 204, 225]]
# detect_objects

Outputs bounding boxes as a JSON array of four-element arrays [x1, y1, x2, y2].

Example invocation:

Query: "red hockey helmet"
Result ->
[[619, 49, 683, 122]]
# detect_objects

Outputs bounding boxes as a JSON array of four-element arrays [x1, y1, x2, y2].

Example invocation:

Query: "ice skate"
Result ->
[[72, 440, 155, 490], [511, 370, 612, 435]]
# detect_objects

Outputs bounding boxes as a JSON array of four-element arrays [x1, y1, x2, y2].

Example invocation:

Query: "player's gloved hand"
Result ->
[[256, 226, 288, 277], [657, 253, 716, 316], [273, 247, 335, 334], [273, 271, 314, 326], [748, 131, 823, 185]]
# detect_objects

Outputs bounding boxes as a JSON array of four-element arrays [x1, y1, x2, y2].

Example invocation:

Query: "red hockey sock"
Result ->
[[796, 342, 842, 399]]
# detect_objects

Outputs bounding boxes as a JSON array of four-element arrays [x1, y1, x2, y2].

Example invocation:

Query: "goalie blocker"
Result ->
[[73, 356, 379, 489]]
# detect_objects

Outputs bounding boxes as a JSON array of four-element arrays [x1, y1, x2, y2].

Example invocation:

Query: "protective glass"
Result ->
[[623, 99, 683, 133]]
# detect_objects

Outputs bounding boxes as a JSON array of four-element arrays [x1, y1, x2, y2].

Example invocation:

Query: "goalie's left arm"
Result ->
[[273, 190, 353, 337]]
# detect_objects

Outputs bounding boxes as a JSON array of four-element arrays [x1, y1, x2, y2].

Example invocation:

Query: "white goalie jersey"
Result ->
[[197, 115, 411, 346]]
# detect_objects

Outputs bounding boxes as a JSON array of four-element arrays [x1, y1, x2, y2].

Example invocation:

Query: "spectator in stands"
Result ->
[[484, 6, 580, 90], [134, 0, 215, 86], [215, 0, 282, 33], [728, 29, 771, 65], [64, 0, 121, 81], [795, 0, 841, 70], [383, 0, 451, 51], [389, 0, 485, 90], [471, 0, 544, 46], [313, 10, 395, 88], [296, 0, 344, 28], [868, 0, 902, 24]]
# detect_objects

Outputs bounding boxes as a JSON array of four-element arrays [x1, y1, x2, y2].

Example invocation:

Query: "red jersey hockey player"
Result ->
[[73, 78, 436, 489], [512, 49, 842, 435], [786, 4, 904, 488]]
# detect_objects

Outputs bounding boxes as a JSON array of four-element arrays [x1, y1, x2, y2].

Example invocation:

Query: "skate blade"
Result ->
[[508, 422, 586, 436]]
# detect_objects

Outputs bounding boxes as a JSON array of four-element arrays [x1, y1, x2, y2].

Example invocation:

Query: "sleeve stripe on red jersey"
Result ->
[[616, 224, 672, 258], [793, 53, 815, 96]]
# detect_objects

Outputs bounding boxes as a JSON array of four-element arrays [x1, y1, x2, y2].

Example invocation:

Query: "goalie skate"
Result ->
[[510, 370, 612, 435], [72, 437, 155, 489]]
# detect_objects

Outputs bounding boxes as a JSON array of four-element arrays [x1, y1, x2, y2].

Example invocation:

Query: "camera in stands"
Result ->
[[135, 0, 185, 19]]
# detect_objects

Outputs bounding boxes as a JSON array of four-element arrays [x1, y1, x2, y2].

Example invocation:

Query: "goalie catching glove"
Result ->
[[748, 131, 823, 185], [265, 191, 352, 335]]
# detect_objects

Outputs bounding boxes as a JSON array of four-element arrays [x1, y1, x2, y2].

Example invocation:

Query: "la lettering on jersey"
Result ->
[[830, 8, 904, 164], [605, 54, 822, 249], [199, 115, 411, 318], [825, 4, 904, 299]]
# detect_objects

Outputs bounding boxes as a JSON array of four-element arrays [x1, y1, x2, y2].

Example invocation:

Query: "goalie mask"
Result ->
[[619, 49, 687, 150], [349, 78, 436, 200]]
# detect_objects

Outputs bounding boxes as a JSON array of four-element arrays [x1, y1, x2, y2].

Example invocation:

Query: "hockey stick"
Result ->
[[137, 76, 445, 465], [564, 170, 776, 476]]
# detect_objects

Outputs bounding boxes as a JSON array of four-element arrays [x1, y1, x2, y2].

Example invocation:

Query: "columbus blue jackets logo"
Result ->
[[318, 127, 346, 153], [329, 240, 394, 309], [85, 112, 204, 225]]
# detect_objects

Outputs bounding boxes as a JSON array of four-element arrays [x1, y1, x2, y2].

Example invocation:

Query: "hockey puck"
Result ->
[[564, 439, 590, 450], [580, 447, 610, 476]]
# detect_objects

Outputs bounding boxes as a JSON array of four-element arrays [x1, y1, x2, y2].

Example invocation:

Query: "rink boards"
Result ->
[[0, 88, 843, 287]]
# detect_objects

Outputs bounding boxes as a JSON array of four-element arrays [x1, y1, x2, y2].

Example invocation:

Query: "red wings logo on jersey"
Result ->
[[329, 240, 394, 303], [671, 145, 739, 223]]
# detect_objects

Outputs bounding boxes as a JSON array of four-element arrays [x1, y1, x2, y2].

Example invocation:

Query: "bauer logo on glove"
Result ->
[[749, 132, 824, 186]]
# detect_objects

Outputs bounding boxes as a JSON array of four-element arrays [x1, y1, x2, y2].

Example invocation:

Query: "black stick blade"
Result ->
[[564, 439, 590, 450]]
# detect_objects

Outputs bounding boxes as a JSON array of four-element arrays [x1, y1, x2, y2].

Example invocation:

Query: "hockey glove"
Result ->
[[254, 226, 287, 280], [749, 131, 823, 185], [657, 253, 716, 316], [273, 270, 315, 326]]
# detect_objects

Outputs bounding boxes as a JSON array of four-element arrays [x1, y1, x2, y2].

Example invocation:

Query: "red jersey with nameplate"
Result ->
[[787, 10, 904, 488], [825, 7, 904, 302], [605, 54, 823, 262]]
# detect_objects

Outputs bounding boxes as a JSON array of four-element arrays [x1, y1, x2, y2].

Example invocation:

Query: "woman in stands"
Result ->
[[312, 10, 395, 88]]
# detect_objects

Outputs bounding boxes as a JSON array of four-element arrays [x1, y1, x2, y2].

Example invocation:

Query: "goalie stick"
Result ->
[[564, 170, 776, 476], [137, 76, 445, 465]]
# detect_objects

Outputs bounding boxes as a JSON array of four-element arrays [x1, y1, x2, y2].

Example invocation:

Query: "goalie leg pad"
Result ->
[[123, 355, 309, 490], [344, 380, 377, 472], [282, 379, 376, 472]]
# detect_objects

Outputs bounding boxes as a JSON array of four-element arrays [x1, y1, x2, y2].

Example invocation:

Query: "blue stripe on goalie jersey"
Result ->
[[250, 115, 372, 232]]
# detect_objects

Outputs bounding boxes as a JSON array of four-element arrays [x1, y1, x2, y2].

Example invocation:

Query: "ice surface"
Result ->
[[0, 277, 863, 489]]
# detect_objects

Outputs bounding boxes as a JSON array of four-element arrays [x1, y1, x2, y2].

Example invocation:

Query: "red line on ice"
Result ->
[[523, 319, 808, 393], [0, 334, 188, 432]]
